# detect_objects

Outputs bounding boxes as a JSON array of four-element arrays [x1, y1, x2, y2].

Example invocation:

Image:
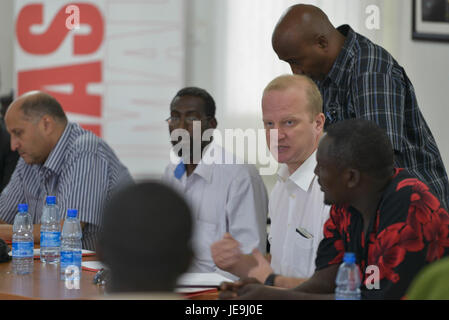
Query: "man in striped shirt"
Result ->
[[0, 91, 133, 250], [271, 4, 449, 210]]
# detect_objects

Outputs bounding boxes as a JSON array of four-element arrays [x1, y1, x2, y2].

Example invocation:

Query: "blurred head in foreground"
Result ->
[[98, 181, 193, 293]]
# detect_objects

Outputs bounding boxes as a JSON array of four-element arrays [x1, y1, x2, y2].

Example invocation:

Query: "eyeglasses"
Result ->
[[165, 116, 210, 126]]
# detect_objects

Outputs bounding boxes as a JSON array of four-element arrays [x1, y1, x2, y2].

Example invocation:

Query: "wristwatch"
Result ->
[[264, 273, 278, 286]]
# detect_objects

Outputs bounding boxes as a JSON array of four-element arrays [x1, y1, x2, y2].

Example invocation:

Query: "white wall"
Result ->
[[1, 0, 448, 184], [385, 0, 449, 168]]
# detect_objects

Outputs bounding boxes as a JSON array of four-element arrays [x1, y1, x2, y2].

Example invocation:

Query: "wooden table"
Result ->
[[0, 252, 221, 300], [0, 256, 105, 300]]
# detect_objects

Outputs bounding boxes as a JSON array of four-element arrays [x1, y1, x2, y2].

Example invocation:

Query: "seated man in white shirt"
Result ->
[[162, 87, 268, 274], [211, 74, 330, 288]]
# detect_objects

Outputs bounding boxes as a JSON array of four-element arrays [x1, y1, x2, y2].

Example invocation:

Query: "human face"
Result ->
[[5, 106, 49, 165], [273, 34, 328, 81], [314, 136, 349, 206], [168, 95, 215, 159], [262, 87, 323, 174]]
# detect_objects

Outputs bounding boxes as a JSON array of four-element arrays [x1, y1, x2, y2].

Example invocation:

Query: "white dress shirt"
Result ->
[[268, 150, 330, 278], [162, 143, 268, 273]]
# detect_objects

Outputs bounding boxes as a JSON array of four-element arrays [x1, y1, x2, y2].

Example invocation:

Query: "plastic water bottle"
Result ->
[[335, 252, 361, 300], [12, 204, 34, 275], [60, 209, 82, 281], [40, 196, 61, 264]]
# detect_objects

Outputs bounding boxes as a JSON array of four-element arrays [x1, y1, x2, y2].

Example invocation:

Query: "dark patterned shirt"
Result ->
[[316, 25, 449, 211], [315, 168, 449, 299]]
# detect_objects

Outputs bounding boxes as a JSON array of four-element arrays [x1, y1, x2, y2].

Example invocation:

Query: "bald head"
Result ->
[[273, 4, 334, 43], [5, 91, 68, 164], [7, 91, 67, 124], [272, 4, 346, 80]]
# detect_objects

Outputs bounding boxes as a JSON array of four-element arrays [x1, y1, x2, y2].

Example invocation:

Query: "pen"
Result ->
[[296, 227, 313, 239]]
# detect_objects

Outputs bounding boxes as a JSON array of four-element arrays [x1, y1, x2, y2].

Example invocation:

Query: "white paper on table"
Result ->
[[176, 273, 235, 288], [81, 261, 106, 271]]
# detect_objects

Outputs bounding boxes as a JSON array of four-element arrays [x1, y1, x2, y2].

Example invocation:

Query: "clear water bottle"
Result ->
[[12, 203, 34, 275], [60, 209, 82, 281], [40, 196, 61, 264], [335, 252, 361, 300]]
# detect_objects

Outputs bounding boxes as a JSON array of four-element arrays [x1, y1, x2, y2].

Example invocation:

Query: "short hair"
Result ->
[[20, 92, 67, 123], [324, 119, 394, 178], [170, 87, 216, 118], [263, 74, 323, 120], [99, 181, 193, 293]]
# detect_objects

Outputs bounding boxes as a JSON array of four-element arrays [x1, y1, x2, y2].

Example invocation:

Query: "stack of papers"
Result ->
[[82, 260, 105, 272], [79, 261, 234, 290], [176, 272, 234, 288]]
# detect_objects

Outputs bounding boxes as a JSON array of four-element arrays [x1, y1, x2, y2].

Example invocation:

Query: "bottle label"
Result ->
[[12, 242, 34, 258], [60, 250, 82, 271], [40, 231, 61, 247]]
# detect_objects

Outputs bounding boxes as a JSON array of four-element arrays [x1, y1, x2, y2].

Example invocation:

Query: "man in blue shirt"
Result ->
[[271, 4, 449, 211], [0, 91, 133, 250]]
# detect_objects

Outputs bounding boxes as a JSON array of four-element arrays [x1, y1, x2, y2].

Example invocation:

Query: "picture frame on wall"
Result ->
[[412, 0, 449, 42]]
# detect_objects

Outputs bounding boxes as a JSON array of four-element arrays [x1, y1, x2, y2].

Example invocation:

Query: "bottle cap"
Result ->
[[343, 252, 356, 264], [67, 209, 78, 218], [46, 196, 56, 205], [18, 203, 28, 212]]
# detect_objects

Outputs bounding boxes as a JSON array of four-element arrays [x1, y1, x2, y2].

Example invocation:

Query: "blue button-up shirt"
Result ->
[[0, 122, 133, 250]]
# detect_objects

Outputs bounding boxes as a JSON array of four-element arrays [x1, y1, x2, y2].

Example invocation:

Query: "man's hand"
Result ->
[[247, 248, 274, 284], [219, 278, 290, 300], [218, 277, 261, 300], [211, 232, 242, 271]]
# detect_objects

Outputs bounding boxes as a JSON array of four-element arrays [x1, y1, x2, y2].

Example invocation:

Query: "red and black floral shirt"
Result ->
[[315, 168, 449, 299]]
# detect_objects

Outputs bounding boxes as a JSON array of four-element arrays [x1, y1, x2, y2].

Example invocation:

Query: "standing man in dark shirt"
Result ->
[[219, 119, 449, 300], [271, 4, 449, 210]]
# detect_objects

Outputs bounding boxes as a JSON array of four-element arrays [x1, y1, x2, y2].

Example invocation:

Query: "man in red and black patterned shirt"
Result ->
[[219, 119, 449, 300]]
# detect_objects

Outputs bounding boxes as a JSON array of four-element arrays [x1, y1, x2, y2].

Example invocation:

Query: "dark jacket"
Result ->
[[0, 118, 18, 193]]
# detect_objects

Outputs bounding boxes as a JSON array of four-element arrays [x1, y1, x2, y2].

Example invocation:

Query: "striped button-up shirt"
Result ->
[[0, 122, 133, 250], [317, 25, 449, 210]]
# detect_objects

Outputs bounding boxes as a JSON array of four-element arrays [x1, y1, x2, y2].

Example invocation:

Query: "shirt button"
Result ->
[[290, 194, 295, 199]]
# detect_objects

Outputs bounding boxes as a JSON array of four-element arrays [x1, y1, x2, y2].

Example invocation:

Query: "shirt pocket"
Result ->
[[292, 234, 315, 278], [192, 220, 218, 263]]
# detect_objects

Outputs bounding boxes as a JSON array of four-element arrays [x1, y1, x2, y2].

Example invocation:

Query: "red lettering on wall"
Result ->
[[77, 124, 101, 137], [18, 61, 102, 137], [16, 3, 104, 55], [18, 61, 102, 117]]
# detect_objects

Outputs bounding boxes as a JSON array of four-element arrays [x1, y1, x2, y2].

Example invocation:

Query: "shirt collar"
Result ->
[[324, 24, 356, 86], [172, 143, 215, 183], [277, 150, 318, 192], [42, 122, 72, 174]]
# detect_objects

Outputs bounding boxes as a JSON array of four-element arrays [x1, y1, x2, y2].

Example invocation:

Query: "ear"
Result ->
[[316, 35, 329, 51], [345, 168, 360, 189], [314, 112, 325, 133], [207, 117, 217, 129], [40, 115, 54, 134]]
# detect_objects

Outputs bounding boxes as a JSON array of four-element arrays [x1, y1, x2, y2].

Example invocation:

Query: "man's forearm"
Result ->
[[292, 265, 339, 294], [224, 254, 258, 279], [0, 224, 41, 243], [0, 224, 12, 242], [0, 222, 85, 244], [274, 275, 308, 289]]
